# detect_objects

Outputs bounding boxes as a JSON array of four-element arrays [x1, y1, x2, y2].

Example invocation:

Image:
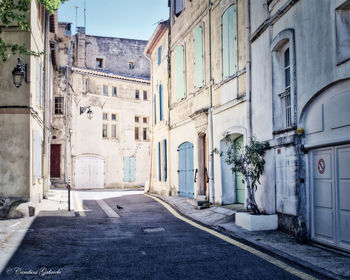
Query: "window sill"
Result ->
[[272, 126, 296, 135]]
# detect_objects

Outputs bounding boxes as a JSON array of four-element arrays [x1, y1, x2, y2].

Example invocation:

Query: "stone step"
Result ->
[[186, 199, 210, 209]]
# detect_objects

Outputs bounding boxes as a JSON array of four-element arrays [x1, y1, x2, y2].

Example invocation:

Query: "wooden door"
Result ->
[[50, 144, 61, 178]]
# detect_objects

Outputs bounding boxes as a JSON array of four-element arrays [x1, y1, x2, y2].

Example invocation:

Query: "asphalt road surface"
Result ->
[[1, 190, 319, 280]]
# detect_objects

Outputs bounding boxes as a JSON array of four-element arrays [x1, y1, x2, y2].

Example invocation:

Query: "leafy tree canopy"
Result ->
[[0, 0, 68, 61]]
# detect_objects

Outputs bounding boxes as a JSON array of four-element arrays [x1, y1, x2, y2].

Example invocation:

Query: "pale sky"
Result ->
[[58, 0, 169, 40]]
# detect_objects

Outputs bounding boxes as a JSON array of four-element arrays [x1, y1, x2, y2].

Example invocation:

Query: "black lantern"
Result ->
[[80, 106, 93, 120], [12, 58, 27, 88]]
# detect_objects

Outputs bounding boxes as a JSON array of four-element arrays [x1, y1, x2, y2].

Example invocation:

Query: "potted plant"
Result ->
[[216, 136, 277, 231]]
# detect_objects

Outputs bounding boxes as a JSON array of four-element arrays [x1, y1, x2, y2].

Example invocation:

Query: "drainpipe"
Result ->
[[43, 10, 49, 197], [208, 0, 215, 204], [246, 0, 252, 141], [145, 53, 154, 193], [64, 30, 71, 185]]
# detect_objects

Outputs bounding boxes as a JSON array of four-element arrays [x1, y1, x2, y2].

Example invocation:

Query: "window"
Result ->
[[159, 84, 163, 121], [96, 58, 103, 69], [175, 45, 185, 100], [154, 94, 157, 124], [158, 142, 161, 181], [54, 97, 64, 115], [158, 46, 162, 65], [163, 139, 167, 181], [174, 0, 184, 16], [111, 125, 117, 139], [143, 117, 148, 124], [143, 90, 148, 100], [336, 2, 350, 64], [222, 5, 237, 80], [135, 127, 139, 140], [33, 131, 42, 179], [112, 87, 117, 97], [102, 124, 108, 138], [135, 116, 139, 123], [111, 114, 117, 121], [103, 113, 108, 120], [143, 128, 147, 141], [282, 48, 292, 128], [103, 85, 108, 96], [129, 61, 134, 69], [271, 29, 296, 131], [135, 90, 140, 99], [194, 25, 204, 88]]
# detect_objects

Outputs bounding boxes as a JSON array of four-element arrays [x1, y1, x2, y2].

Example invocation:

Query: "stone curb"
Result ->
[[150, 194, 347, 280]]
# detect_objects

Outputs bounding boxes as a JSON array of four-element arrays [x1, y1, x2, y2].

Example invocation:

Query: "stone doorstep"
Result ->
[[186, 199, 210, 209], [210, 207, 237, 216]]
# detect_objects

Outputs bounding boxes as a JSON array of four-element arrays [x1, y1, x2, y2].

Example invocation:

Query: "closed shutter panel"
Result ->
[[34, 131, 42, 179], [159, 84, 163, 121], [123, 156, 130, 182], [158, 142, 162, 181], [158, 46, 162, 65], [175, 45, 185, 100], [175, 0, 183, 16], [194, 26, 204, 88], [228, 5, 237, 75], [154, 94, 157, 124], [163, 139, 167, 182], [129, 157, 136, 182], [222, 10, 229, 79]]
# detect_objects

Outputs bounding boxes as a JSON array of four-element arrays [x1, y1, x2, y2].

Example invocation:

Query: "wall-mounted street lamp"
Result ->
[[80, 106, 93, 120], [12, 58, 27, 88]]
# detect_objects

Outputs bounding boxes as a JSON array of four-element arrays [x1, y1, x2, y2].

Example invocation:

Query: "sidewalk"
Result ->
[[153, 194, 350, 280], [0, 189, 74, 273]]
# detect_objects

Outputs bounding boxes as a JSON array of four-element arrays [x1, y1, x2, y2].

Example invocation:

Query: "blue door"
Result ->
[[221, 139, 235, 204], [178, 142, 194, 198]]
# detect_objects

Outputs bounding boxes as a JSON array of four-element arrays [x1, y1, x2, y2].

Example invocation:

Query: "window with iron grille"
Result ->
[[54, 97, 64, 115]]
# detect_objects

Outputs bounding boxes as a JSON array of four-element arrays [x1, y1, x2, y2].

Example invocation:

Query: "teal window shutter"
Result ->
[[222, 5, 236, 79], [129, 157, 136, 182], [158, 142, 162, 181], [194, 26, 204, 88], [154, 94, 157, 124], [123, 157, 130, 182], [34, 131, 42, 179], [159, 84, 163, 121], [158, 46, 162, 65], [163, 139, 167, 182], [175, 45, 185, 100]]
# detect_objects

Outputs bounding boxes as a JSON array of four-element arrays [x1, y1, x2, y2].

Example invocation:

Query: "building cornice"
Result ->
[[71, 67, 150, 85]]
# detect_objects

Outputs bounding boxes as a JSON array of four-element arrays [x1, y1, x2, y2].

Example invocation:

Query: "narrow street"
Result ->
[[1, 190, 321, 280]]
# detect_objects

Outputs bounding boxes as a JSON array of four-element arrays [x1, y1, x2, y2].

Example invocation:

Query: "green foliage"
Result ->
[[0, 0, 68, 61], [215, 136, 269, 214]]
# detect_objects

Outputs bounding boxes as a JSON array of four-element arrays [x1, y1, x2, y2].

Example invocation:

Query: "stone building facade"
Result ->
[[52, 25, 151, 189], [0, 2, 58, 217], [250, 0, 350, 251], [147, 0, 249, 205], [148, 0, 350, 251]]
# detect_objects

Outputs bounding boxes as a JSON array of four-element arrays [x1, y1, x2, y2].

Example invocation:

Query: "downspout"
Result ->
[[43, 10, 49, 197], [208, 0, 215, 204], [166, 26, 172, 196], [145, 53, 153, 193], [64, 31, 71, 185], [245, 0, 252, 140]]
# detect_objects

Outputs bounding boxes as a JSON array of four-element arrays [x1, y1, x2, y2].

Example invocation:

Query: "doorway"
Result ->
[[50, 144, 61, 178]]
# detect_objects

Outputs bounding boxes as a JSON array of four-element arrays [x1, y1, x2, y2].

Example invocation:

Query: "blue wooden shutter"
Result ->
[[158, 46, 162, 65], [228, 5, 237, 75], [194, 26, 204, 88], [154, 94, 157, 124], [175, 45, 185, 100], [159, 84, 163, 121], [163, 139, 167, 182], [158, 142, 162, 181], [174, 0, 183, 16], [34, 131, 42, 179], [129, 157, 136, 182], [222, 9, 230, 79], [123, 156, 130, 182]]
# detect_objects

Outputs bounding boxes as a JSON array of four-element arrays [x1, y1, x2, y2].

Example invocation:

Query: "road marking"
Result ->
[[145, 194, 318, 280], [73, 191, 85, 217], [95, 198, 120, 218]]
